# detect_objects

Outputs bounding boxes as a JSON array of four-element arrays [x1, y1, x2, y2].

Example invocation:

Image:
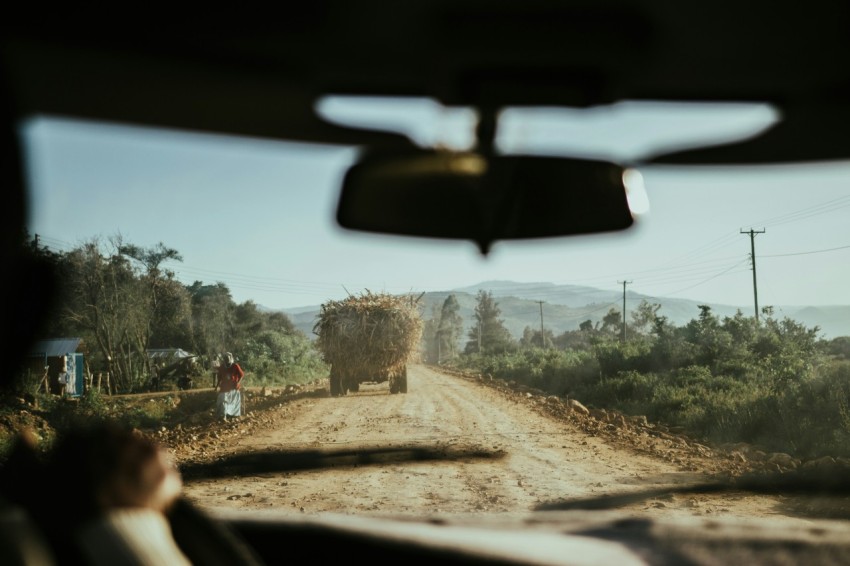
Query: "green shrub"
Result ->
[[242, 331, 329, 387]]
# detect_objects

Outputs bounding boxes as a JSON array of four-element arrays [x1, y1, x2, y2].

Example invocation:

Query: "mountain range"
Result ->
[[277, 280, 850, 341]]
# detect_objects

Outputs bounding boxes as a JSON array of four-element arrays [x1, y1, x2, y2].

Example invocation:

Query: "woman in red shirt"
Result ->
[[215, 352, 245, 421]]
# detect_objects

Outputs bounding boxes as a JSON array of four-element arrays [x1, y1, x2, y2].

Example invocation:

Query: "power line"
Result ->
[[643, 232, 740, 274], [642, 261, 749, 299], [762, 243, 850, 258], [750, 194, 850, 228], [553, 193, 850, 298], [565, 301, 622, 319]]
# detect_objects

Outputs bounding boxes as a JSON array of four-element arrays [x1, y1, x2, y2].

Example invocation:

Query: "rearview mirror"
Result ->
[[336, 150, 639, 254]]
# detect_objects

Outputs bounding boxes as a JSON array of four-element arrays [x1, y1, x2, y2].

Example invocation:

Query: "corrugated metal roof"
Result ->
[[147, 348, 193, 359], [29, 337, 82, 357]]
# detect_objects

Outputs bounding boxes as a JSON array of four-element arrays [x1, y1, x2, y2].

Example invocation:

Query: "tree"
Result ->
[[824, 336, 850, 360], [120, 241, 190, 367], [242, 329, 327, 385], [520, 326, 554, 349], [233, 300, 266, 338], [29, 234, 314, 393], [420, 303, 441, 363], [630, 301, 662, 337], [56, 236, 195, 392], [436, 294, 464, 361], [648, 314, 694, 371], [189, 281, 236, 361], [682, 305, 731, 369], [600, 308, 622, 336], [147, 277, 193, 349], [63, 237, 142, 391], [756, 314, 822, 390], [464, 290, 515, 354], [553, 327, 594, 351], [519, 326, 556, 349], [721, 309, 759, 345], [266, 311, 296, 334]]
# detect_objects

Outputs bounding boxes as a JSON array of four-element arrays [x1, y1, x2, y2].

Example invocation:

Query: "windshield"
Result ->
[[10, 101, 850, 529]]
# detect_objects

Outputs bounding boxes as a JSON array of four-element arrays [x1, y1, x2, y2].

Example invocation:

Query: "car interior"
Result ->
[[4, 1, 850, 564]]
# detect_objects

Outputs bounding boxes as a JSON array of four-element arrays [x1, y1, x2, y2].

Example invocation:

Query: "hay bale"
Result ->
[[313, 291, 423, 379]]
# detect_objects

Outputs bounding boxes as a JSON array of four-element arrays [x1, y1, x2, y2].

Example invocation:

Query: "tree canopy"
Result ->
[[465, 290, 515, 355], [437, 294, 464, 361], [17, 232, 320, 394]]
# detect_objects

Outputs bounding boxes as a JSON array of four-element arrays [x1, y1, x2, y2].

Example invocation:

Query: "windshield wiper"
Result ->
[[180, 445, 504, 481], [535, 467, 850, 512]]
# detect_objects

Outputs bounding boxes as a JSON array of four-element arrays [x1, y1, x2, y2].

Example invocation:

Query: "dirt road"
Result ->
[[178, 364, 824, 526]]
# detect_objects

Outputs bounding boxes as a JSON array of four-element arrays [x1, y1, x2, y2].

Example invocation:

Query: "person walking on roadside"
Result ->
[[215, 352, 245, 421]]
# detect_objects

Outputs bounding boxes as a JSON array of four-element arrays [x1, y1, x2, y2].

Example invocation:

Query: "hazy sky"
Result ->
[[20, 99, 850, 312]]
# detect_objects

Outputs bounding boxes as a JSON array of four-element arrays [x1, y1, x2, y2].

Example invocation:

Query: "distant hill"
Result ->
[[277, 281, 850, 341], [776, 306, 850, 340]]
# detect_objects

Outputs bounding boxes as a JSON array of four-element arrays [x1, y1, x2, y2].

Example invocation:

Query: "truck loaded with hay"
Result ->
[[313, 291, 424, 396]]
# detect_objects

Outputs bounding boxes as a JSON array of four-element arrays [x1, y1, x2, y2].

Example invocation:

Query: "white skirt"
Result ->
[[216, 390, 242, 418]]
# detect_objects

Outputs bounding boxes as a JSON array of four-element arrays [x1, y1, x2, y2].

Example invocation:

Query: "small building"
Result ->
[[147, 348, 200, 391], [147, 348, 194, 362], [28, 337, 85, 397]]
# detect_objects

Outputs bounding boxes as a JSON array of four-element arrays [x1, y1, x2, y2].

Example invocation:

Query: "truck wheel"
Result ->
[[388, 376, 398, 394], [348, 380, 360, 392], [399, 371, 408, 394]]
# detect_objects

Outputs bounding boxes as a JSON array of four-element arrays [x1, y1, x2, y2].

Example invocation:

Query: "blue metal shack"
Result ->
[[28, 338, 85, 397]]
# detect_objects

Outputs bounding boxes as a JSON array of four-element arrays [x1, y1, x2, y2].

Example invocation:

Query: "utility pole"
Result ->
[[478, 319, 482, 353], [618, 280, 631, 343], [535, 300, 545, 348], [741, 228, 765, 322]]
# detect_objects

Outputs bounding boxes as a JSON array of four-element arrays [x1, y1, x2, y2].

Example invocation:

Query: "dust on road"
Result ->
[[177, 364, 822, 527]]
